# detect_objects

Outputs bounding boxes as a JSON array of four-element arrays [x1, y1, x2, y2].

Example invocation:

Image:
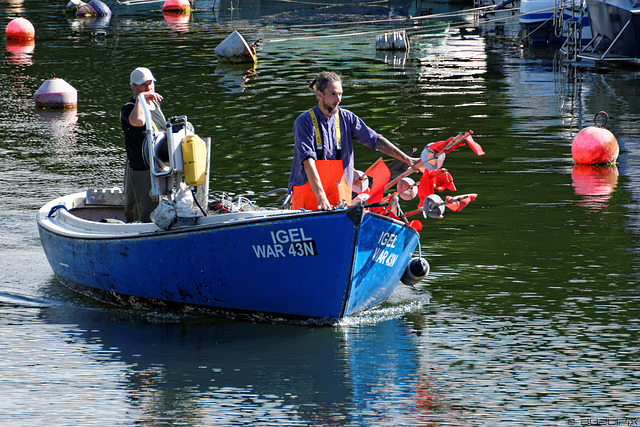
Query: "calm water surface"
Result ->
[[1, 0, 640, 425]]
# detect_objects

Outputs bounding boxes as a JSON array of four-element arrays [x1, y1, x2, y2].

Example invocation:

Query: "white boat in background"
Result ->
[[520, 0, 592, 44], [579, 0, 640, 61]]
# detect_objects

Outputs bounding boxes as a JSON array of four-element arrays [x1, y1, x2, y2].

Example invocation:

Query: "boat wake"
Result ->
[[0, 292, 58, 309], [338, 294, 431, 327], [90, 293, 432, 328]]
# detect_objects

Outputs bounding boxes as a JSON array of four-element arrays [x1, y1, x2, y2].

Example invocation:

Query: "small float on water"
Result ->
[[214, 30, 259, 64], [37, 96, 483, 321]]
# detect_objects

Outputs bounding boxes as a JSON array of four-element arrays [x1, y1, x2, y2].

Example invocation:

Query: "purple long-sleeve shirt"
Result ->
[[287, 106, 380, 192]]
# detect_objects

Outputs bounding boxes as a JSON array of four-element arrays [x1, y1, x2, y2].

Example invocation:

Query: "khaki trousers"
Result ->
[[124, 163, 159, 223]]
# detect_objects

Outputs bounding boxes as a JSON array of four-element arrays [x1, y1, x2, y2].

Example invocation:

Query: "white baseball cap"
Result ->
[[130, 67, 156, 85]]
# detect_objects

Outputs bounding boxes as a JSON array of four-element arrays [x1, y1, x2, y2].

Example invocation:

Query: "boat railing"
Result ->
[[579, 18, 633, 61]]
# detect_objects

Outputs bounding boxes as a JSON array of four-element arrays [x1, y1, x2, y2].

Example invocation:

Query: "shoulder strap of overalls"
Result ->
[[308, 108, 341, 160]]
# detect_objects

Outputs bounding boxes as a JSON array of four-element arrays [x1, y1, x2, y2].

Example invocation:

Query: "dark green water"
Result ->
[[1, 0, 639, 425]]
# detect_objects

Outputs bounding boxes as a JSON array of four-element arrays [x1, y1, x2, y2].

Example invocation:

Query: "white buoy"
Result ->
[[397, 177, 418, 201], [214, 31, 257, 64], [375, 30, 409, 51], [34, 77, 78, 108]]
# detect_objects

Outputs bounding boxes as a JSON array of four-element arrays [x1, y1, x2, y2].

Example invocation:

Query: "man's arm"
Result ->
[[128, 92, 163, 127], [302, 158, 333, 210], [374, 136, 422, 170]]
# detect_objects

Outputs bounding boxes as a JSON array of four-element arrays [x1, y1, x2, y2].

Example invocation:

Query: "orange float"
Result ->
[[571, 111, 619, 165], [5, 18, 35, 41]]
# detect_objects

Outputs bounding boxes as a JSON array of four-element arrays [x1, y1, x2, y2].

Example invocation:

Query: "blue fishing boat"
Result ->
[[37, 192, 421, 320], [36, 96, 485, 321], [35, 95, 440, 321]]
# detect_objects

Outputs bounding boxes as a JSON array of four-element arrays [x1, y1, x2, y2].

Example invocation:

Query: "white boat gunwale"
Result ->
[[37, 191, 417, 241]]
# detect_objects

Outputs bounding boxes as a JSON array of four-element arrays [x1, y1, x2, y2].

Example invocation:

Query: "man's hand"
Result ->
[[138, 91, 163, 105], [316, 194, 333, 210]]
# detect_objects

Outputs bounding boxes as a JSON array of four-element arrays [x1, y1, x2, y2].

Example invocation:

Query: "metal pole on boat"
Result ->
[[599, 19, 632, 60]]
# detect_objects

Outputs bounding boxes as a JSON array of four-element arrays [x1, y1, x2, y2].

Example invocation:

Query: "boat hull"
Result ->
[[520, 0, 592, 44], [586, 0, 640, 58], [37, 193, 420, 320]]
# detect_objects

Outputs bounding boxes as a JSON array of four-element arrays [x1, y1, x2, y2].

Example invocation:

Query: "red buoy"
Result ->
[[162, 0, 191, 12], [34, 78, 78, 108], [5, 18, 35, 41], [571, 111, 619, 165]]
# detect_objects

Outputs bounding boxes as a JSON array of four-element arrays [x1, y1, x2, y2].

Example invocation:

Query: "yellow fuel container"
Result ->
[[181, 134, 207, 186]]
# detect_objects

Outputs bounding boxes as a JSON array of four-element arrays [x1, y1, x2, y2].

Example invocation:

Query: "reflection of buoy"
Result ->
[[6, 38, 34, 54], [5, 18, 35, 41], [163, 10, 190, 27], [6, 39, 35, 66], [162, 0, 191, 12], [34, 78, 78, 108], [572, 164, 618, 196], [571, 111, 619, 165]]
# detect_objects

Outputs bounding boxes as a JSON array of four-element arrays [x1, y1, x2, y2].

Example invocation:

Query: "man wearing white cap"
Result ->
[[120, 67, 166, 222]]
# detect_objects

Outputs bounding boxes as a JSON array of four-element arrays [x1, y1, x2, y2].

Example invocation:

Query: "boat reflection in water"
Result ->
[[39, 304, 457, 425]]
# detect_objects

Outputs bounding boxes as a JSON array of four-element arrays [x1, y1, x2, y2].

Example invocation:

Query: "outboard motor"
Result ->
[[139, 94, 210, 210], [401, 257, 429, 286]]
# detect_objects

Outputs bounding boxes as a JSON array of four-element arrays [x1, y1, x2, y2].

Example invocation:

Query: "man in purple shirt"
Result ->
[[288, 71, 420, 210]]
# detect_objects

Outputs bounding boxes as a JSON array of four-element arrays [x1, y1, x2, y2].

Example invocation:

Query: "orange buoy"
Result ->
[[571, 111, 619, 165], [5, 18, 35, 41], [162, 0, 191, 13], [34, 77, 78, 108]]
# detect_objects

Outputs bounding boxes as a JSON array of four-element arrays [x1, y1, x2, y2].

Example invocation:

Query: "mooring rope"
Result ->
[[266, 4, 524, 44]]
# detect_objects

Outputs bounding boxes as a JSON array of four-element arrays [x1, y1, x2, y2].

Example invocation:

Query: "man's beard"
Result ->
[[323, 101, 338, 114]]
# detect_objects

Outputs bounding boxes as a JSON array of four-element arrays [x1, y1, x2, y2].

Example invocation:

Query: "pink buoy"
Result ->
[[571, 111, 619, 165], [5, 18, 35, 41], [34, 77, 78, 108], [162, 0, 191, 12]]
